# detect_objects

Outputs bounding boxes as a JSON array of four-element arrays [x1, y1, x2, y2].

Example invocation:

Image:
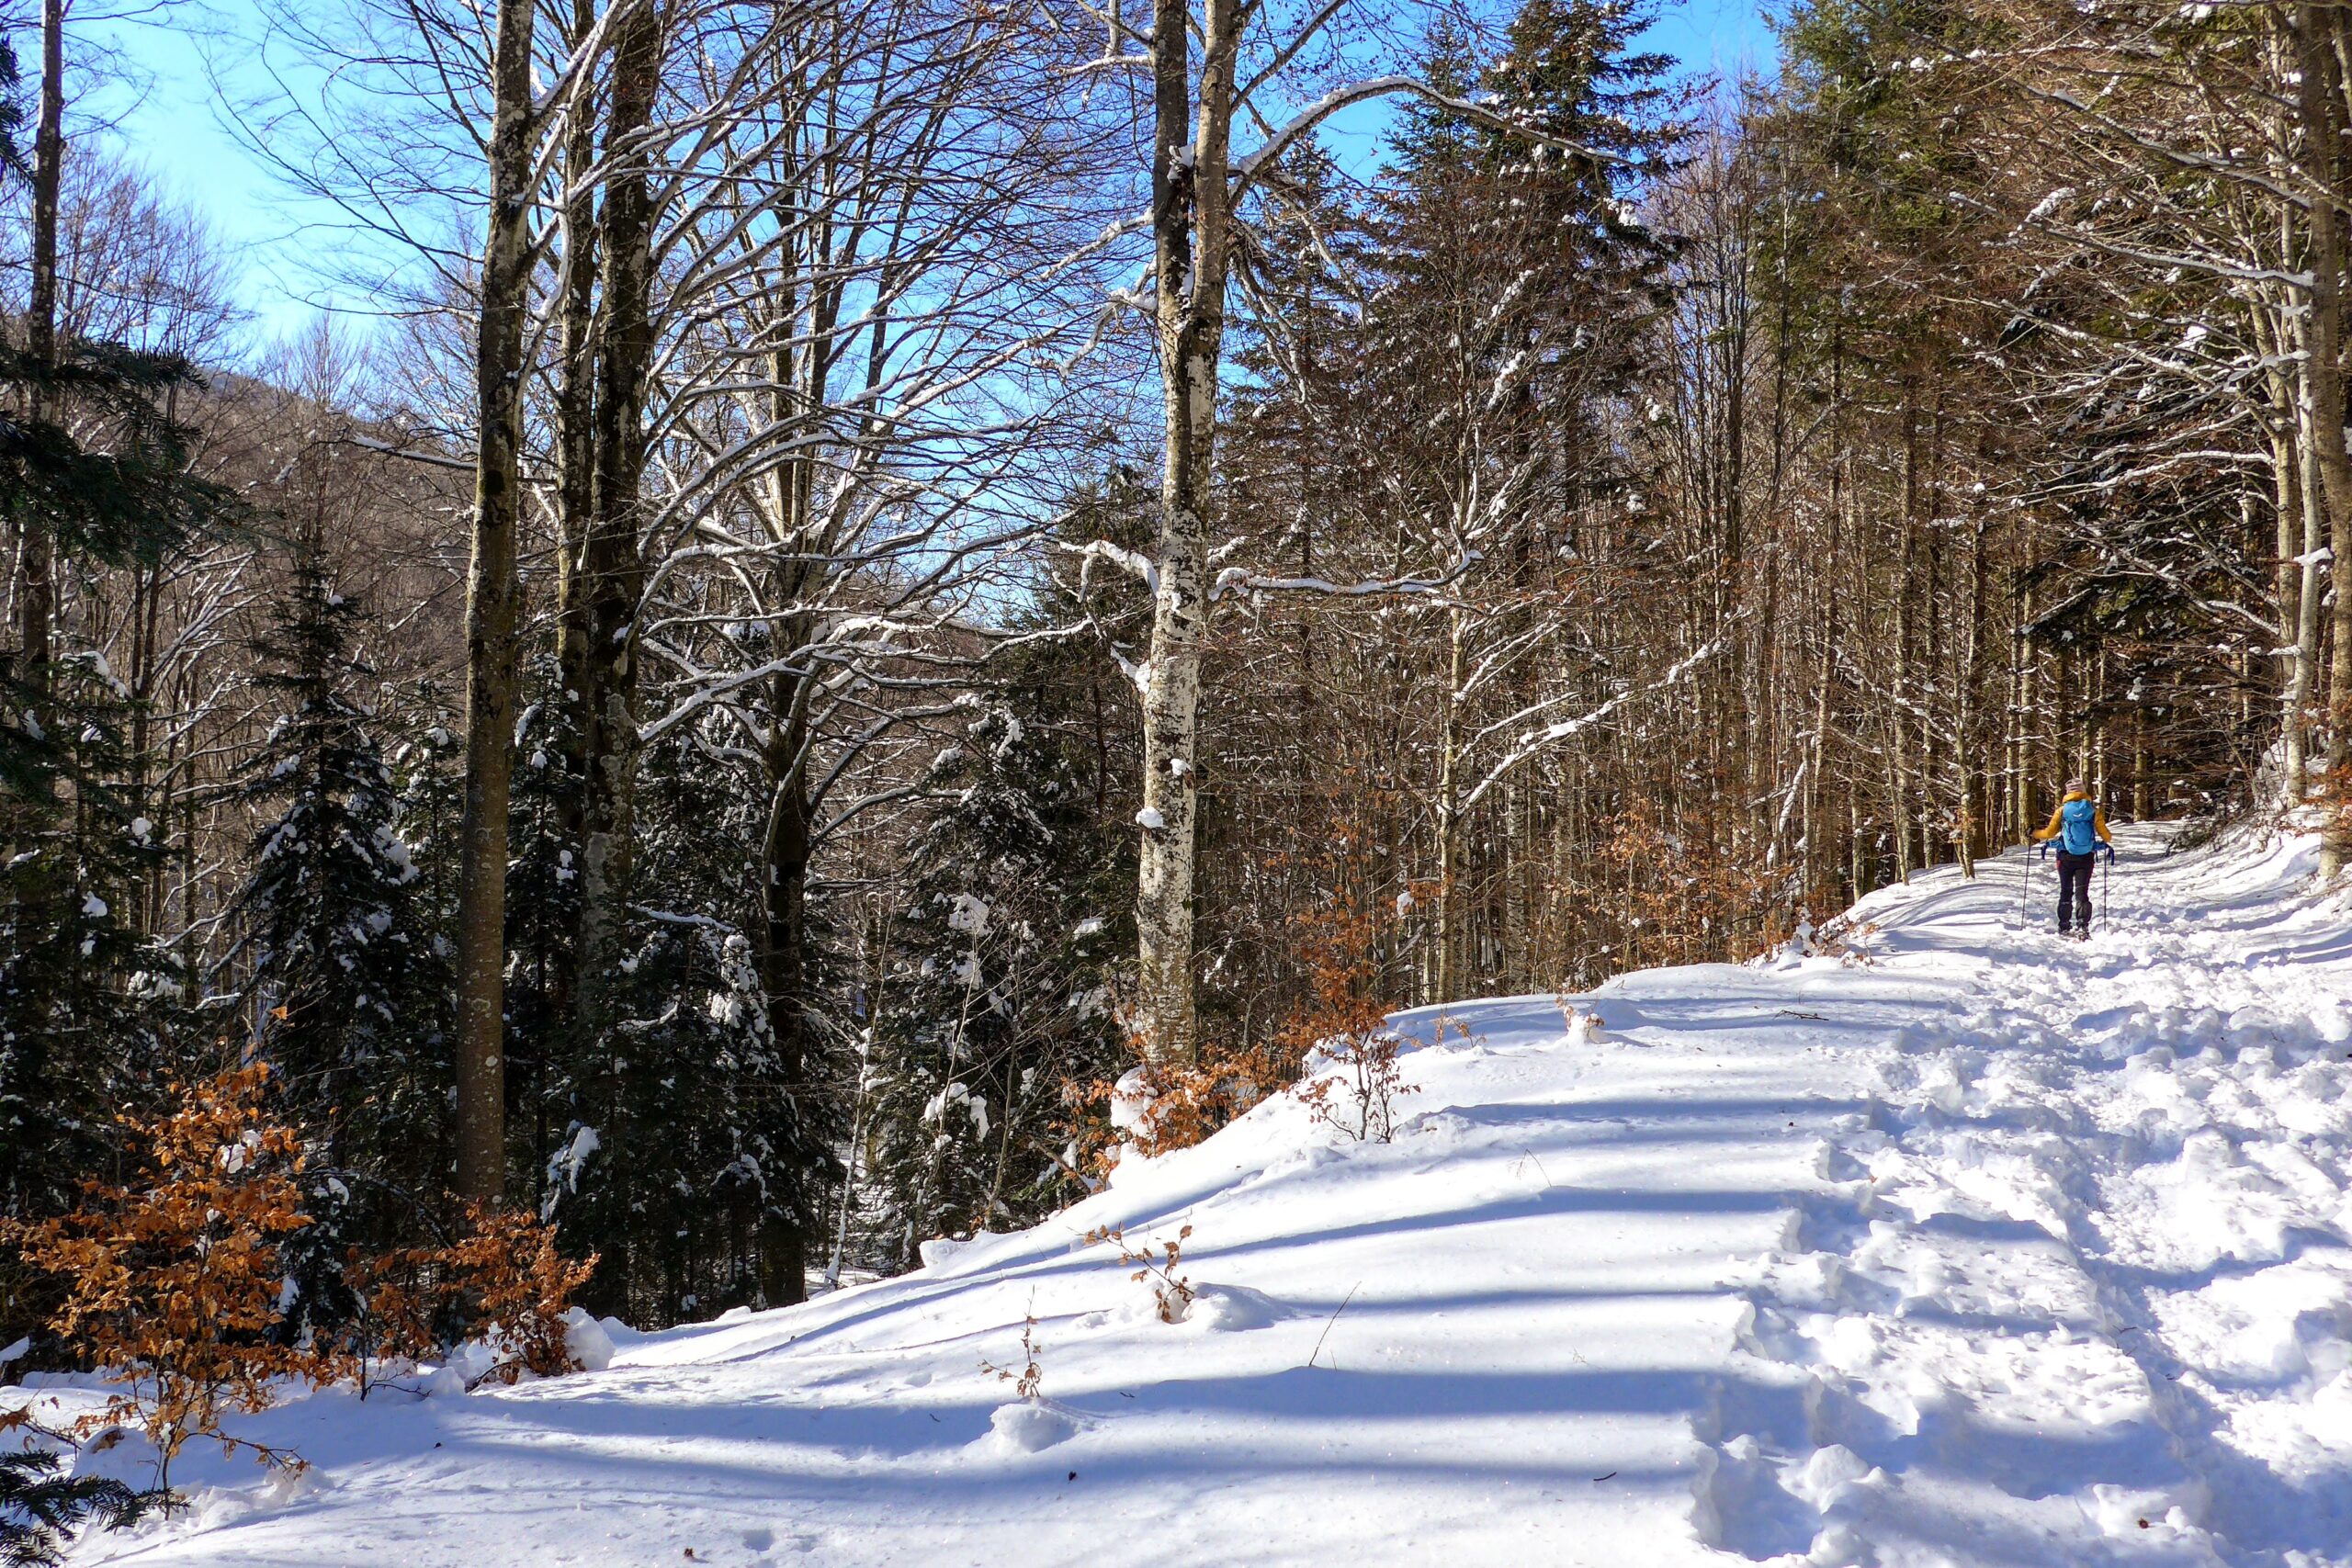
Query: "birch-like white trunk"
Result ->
[[1133, 0, 1240, 1066]]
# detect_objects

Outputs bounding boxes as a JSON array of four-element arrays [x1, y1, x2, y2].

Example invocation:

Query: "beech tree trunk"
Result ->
[[576, 0, 662, 1049], [1891, 386, 1919, 882], [554, 0, 601, 837], [1134, 0, 1241, 1066], [17, 0, 62, 693], [2288, 364, 2327, 807], [1955, 512, 1985, 877], [2263, 321, 2308, 798], [2313, 5, 2352, 877], [2295, 6, 2352, 879], [757, 730, 813, 1307], [453, 0, 541, 1208], [1434, 606, 1466, 1002]]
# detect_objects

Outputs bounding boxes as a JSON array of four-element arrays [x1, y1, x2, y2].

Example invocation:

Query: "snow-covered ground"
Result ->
[[16, 825, 2352, 1566]]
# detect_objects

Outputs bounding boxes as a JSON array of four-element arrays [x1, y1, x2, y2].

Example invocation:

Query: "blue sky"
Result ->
[[90, 0, 1779, 344], [1642, 0, 1780, 77]]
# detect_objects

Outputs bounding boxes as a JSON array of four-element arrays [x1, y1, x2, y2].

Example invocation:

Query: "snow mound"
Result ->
[[982, 1401, 1080, 1453], [563, 1308, 619, 1372], [1183, 1283, 1291, 1332]]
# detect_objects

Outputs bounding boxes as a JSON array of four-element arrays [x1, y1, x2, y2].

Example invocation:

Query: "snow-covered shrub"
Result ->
[[1088, 1043, 1294, 1166], [1082, 866, 1410, 1163], [434, 1206, 600, 1384], [1806, 914, 1881, 966], [337, 1204, 599, 1393]]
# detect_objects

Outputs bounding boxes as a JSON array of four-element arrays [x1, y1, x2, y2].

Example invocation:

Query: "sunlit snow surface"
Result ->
[[17, 825, 2352, 1566]]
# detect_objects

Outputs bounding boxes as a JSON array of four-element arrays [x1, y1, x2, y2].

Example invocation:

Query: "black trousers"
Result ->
[[2055, 850, 2097, 932]]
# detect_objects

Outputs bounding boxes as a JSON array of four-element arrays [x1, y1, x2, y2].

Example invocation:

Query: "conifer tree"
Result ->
[[232, 550, 447, 1119], [0, 655, 185, 1236], [531, 718, 828, 1321], [0, 26, 234, 1335], [0, 343, 232, 1221], [0, 1449, 154, 1568], [867, 702, 1123, 1268], [500, 663, 585, 1210], [226, 545, 450, 1336]]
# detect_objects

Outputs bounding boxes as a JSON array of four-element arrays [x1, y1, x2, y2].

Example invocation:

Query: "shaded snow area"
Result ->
[[18, 826, 2352, 1566]]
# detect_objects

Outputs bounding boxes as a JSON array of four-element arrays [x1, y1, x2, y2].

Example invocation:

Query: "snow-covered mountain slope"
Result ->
[[23, 826, 2352, 1567]]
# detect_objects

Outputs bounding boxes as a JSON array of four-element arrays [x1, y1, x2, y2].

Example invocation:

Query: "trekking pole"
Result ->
[[2020, 843, 2031, 928]]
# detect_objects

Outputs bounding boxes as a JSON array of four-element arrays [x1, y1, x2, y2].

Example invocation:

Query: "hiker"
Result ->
[[2032, 777, 2113, 938]]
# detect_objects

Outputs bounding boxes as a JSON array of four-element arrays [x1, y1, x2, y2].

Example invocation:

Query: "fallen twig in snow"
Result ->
[[1306, 1282, 1362, 1371]]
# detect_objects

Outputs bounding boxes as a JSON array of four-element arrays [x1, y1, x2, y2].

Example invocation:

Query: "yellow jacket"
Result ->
[[2032, 791, 2111, 847]]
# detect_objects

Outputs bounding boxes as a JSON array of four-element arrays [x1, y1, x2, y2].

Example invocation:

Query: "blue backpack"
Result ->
[[2060, 798, 2099, 855]]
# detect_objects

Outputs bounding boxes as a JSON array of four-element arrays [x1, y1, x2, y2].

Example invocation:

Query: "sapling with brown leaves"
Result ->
[[979, 1302, 1045, 1402], [1295, 1030, 1416, 1145], [1083, 1223, 1196, 1324], [3, 1065, 324, 1490], [1278, 886, 1417, 1143]]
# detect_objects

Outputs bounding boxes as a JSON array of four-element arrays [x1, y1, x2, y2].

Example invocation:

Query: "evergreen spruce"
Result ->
[[227, 546, 450, 1335], [500, 667, 586, 1224], [0, 657, 183, 1248], [1370, 0, 1684, 457], [531, 717, 826, 1322], [867, 702, 1122, 1269], [0, 1450, 155, 1568], [0, 25, 234, 1343]]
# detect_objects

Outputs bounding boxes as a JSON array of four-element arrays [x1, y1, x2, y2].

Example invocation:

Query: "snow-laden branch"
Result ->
[[1459, 639, 1725, 814], [1211, 550, 1480, 603], [1947, 185, 2307, 291], [1057, 54, 1154, 77], [1108, 646, 1154, 701], [529, 0, 653, 121], [1060, 537, 1160, 596], [1233, 78, 1629, 196], [326, 432, 477, 472]]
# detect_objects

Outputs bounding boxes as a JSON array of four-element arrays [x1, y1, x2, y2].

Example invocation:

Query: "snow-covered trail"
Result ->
[[25, 827, 2352, 1567], [1704, 829, 2352, 1566]]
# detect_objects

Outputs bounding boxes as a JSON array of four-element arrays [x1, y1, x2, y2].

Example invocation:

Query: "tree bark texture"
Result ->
[[453, 0, 541, 1208], [1135, 0, 1242, 1066]]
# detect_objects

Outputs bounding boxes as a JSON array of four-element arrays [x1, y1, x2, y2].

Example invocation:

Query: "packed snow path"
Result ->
[[24, 827, 2352, 1567]]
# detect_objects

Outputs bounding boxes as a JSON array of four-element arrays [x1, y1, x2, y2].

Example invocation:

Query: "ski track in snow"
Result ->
[[13, 825, 2352, 1567]]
